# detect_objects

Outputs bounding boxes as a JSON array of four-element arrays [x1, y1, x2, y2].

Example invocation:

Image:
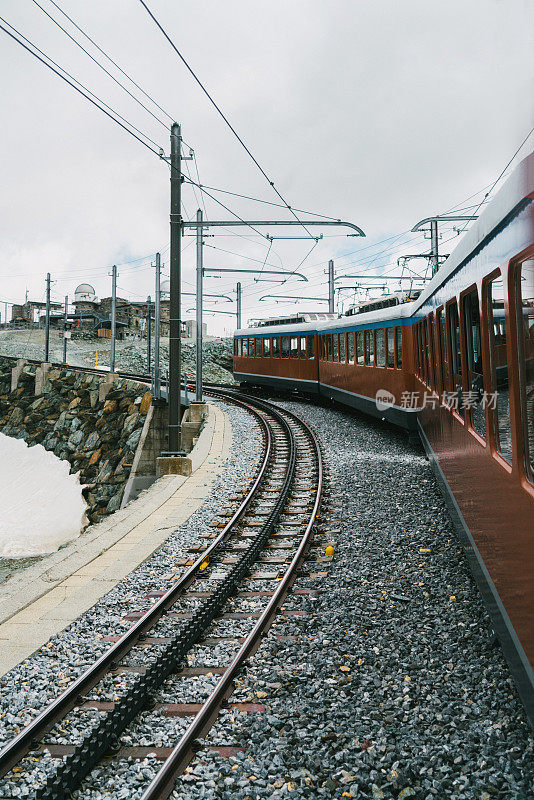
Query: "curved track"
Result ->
[[0, 388, 323, 800]]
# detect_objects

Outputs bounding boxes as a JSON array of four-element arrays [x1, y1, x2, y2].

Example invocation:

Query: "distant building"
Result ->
[[11, 300, 62, 324], [12, 282, 208, 338]]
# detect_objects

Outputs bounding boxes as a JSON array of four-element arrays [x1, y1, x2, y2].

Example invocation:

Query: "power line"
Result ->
[[31, 0, 170, 131], [181, 176, 340, 220], [47, 0, 174, 124], [0, 18, 162, 157], [137, 0, 314, 237], [458, 123, 534, 233]]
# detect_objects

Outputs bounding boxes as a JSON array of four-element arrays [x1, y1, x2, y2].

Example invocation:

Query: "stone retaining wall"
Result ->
[[0, 357, 152, 524]]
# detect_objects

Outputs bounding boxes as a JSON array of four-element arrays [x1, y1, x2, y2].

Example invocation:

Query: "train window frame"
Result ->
[[347, 331, 355, 364], [436, 306, 449, 395], [281, 336, 290, 358], [426, 311, 436, 389], [386, 328, 395, 368], [484, 269, 513, 467], [376, 328, 386, 367], [238, 339, 243, 357], [307, 335, 315, 359], [263, 337, 271, 357], [327, 335, 332, 361], [339, 332, 346, 362], [446, 298, 465, 421], [461, 285, 487, 442], [255, 338, 261, 357], [356, 331, 364, 365], [290, 336, 299, 358], [395, 327, 402, 369], [332, 333, 339, 362], [272, 337, 280, 358], [364, 330, 371, 365], [299, 336, 306, 358], [515, 257, 534, 484]]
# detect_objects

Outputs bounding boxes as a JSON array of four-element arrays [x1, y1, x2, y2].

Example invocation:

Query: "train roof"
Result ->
[[234, 150, 534, 338], [410, 148, 534, 315]]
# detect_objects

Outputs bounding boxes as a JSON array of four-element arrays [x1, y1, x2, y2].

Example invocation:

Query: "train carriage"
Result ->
[[233, 150, 534, 724]]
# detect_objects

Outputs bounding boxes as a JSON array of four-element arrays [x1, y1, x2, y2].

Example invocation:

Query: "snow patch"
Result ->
[[0, 433, 87, 558]]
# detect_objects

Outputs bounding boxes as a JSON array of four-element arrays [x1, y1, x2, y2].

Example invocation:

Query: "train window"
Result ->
[[300, 336, 306, 357], [327, 335, 332, 361], [290, 337, 299, 358], [339, 333, 346, 362], [421, 322, 429, 384], [238, 339, 242, 357], [448, 301, 464, 418], [376, 329, 385, 367], [356, 331, 364, 364], [243, 339, 248, 357], [370, 331, 375, 364], [518, 260, 534, 481], [307, 335, 315, 359], [263, 337, 271, 357], [233, 340, 237, 356], [333, 334, 339, 361], [396, 327, 402, 368], [427, 316, 436, 389], [273, 337, 280, 357], [255, 339, 261, 357], [364, 331, 370, 364], [386, 329, 394, 367], [281, 337, 290, 358], [437, 309, 449, 392], [347, 332, 355, 364], [463, 289, 485, 438], [487, 276, 511, 462]]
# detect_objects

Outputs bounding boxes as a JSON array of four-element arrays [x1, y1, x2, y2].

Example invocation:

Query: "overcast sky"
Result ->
[[1, 0, 533, 334]]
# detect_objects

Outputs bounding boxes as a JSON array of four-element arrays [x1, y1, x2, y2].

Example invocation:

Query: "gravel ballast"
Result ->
[[161, 398, 533, 800], [1, 396, 532, 800]]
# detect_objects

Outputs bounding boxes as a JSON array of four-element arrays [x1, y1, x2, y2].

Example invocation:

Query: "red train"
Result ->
[[233, 151, 534, 725]]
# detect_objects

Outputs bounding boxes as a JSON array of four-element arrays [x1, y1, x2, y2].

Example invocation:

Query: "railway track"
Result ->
[[0, 390, 324, 800]]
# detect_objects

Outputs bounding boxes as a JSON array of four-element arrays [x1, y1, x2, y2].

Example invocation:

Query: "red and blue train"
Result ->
[[233, 151, 534, 724]]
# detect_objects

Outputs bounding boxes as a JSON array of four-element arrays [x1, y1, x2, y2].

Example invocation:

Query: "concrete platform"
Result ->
[[0, 401, 232, 677]]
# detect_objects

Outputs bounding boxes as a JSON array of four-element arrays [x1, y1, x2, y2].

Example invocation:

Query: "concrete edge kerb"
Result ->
[[0, 401, 223, 629]]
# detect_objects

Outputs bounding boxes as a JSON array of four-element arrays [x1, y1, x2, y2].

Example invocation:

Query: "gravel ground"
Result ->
[[0, 399, 262, 797], [160, 398, 533, 800], [1, 397, 532, 800]]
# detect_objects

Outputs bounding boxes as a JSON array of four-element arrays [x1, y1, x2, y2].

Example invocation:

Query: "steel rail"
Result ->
[[0, 395, 272, 778], [140, 392, 323, 799]]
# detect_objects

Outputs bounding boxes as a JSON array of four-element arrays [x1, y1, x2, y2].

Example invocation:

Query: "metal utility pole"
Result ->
[[236, 282, 242, 329], [110, 264, 117, 373], [328, 260, 334, 313], [44, 272, 51, 361], [411, 215, 478, 277], [62, 295, 68, 363], [146, 296, 152, 374], [168, 122, 183, 454], [154, 252, 161, 399], [195, 208, 203, 402]]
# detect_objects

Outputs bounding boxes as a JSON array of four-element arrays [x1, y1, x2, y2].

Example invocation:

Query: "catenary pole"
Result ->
[[44, 272, 51, 361], [110, 264, 117, 373], [62, 295, 68, 363], [236, 282, 242, 329], [329, 261, 335, 313], [154, 253, 161, 399], [146, 295, 152, 374], [195, 209, 203, 401], [168, 122, 183, 453]]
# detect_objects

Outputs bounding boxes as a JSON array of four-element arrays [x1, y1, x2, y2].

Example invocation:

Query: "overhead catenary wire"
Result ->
[[31, 0, 171, 131], [46, 0, 174, 124], [137, 0, 315, 237], [0, 18, 162, 157]]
